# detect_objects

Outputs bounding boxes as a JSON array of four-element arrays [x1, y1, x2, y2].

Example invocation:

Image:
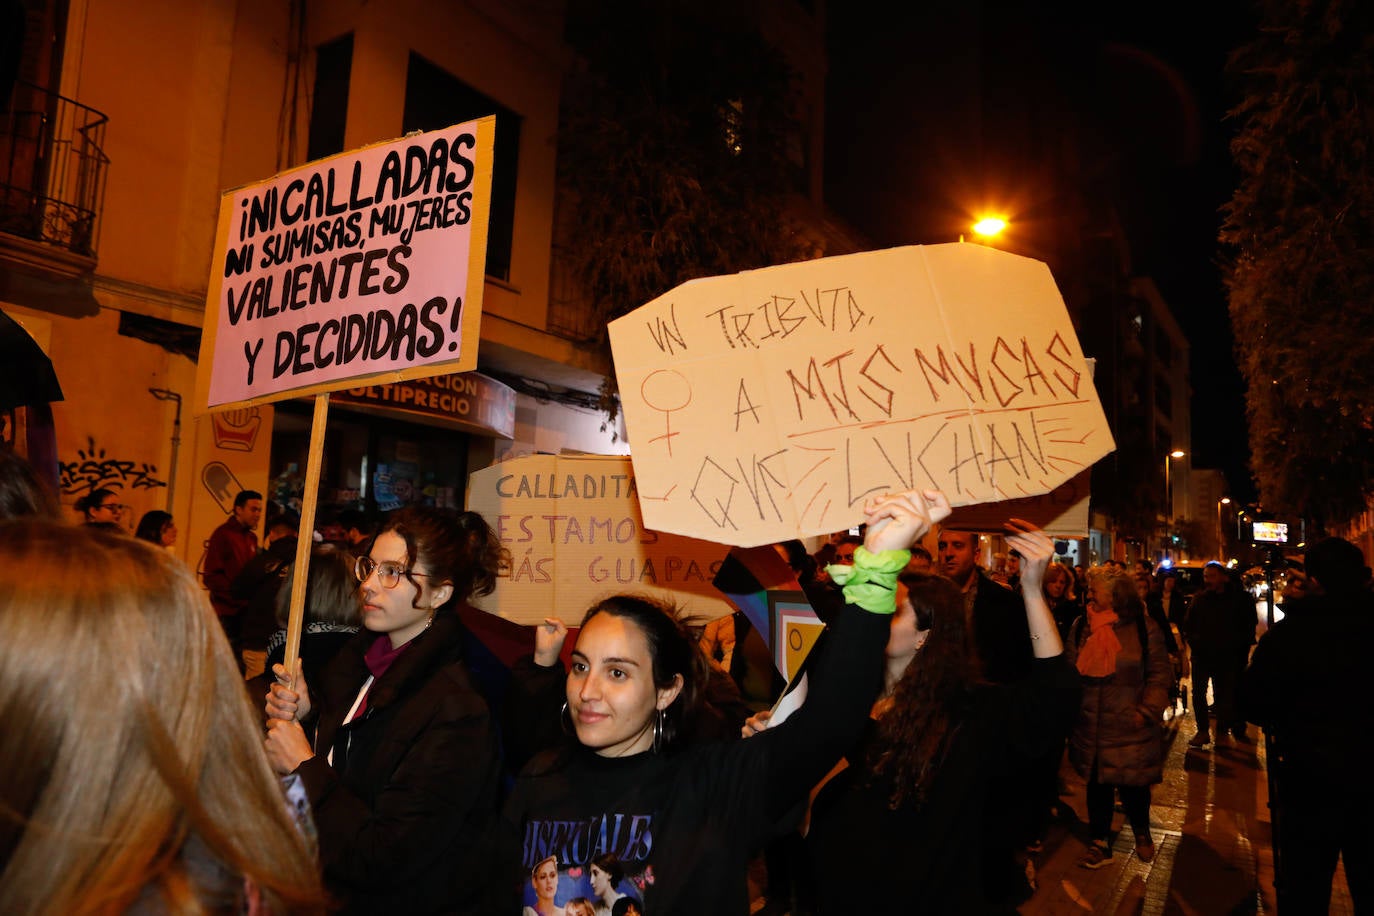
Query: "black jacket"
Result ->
[[971, 569, 1034, 684], [1183, 586, 1254, 656], [1240, 591, 1374, 784], [807, 656, 1079, 914], [295, 612, 503, 915]]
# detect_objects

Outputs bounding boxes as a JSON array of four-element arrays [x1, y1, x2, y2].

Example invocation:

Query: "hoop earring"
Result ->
[[652, 708, 665, 754], [560, 701, 574, 737]]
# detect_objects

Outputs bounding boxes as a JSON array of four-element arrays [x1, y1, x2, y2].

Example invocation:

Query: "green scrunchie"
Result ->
[[826, 546, 910, 615]]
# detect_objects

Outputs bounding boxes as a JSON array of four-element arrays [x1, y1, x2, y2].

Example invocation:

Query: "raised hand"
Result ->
[[534, 617, 569, 668], [1003, 518, 1054, 594], [1002, 518, 1064, 657], [861, 489, 952, 554]]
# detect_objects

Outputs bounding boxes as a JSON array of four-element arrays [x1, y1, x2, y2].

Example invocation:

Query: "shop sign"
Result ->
[[332, 371, 515, 438], [195, 118, 495, 413]]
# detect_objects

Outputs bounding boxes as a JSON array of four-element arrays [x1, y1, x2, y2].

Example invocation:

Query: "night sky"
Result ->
[[823, 0, 1260, 503]]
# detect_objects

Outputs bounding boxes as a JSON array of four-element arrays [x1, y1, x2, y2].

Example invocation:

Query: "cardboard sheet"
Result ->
[[467, 454, 734, 624], [608, 243, 1114, 546]]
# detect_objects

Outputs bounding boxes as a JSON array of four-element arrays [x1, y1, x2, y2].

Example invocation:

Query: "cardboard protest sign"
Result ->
[[608, 243, 1115, 547], [195, 119, 495, 414], [940, 356, 1097, 536], [941, 469, 1090, 536], [466, 454, 734, 625]]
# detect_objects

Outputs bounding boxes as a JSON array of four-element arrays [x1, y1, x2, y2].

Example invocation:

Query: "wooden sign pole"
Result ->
[[283, 393, 330, 675]]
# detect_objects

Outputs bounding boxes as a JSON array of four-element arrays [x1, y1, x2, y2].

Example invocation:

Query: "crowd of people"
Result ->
[[1, 445, 1369, 914]]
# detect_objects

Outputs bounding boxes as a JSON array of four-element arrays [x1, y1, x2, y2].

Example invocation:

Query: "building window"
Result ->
[[402, 53, 521, 283], [307, 34, 353, 162], [1155, 326, 1173, 368], [1155, 376, 1172, 418]]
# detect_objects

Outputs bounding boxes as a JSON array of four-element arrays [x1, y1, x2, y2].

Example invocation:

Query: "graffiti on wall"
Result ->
[[60, 436, 168, 497]]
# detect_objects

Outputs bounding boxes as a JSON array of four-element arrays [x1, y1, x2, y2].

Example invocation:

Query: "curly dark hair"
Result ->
[[379, 507, 508, 610], [867, 572, 974, 810]]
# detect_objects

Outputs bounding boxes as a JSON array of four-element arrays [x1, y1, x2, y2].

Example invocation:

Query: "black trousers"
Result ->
[[1191, 649, 1241, 738], [1086, 774, 1151, 842]]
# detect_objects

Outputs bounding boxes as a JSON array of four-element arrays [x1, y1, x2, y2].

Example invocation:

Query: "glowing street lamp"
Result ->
[[972, 216, 1007, 238], [1163, 450, 1185, 558], [1217, 497, 1232, 561]]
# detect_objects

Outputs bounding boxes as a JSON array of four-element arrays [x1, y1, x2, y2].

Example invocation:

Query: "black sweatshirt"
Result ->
[[805, 655, 1080, 914], [500, 602, 889, 915]]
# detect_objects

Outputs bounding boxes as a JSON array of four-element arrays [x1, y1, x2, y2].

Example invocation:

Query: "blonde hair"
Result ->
[[0, 521, 326, 915]]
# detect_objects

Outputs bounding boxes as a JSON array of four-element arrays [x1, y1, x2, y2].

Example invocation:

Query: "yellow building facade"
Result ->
[[1, 0, 641, 567]]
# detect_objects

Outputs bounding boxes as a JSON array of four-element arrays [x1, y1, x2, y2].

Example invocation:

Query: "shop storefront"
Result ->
[[268, 371, 515, 530]]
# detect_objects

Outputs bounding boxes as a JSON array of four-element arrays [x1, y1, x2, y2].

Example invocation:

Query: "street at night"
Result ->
[[2, 1, 1372, 913]]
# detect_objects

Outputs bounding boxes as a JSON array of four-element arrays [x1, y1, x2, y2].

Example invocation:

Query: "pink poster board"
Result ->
[[195, 118, 494, 414]]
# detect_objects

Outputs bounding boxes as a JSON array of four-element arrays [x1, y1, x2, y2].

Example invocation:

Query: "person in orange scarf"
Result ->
[[1065, 564, 1174, 869]]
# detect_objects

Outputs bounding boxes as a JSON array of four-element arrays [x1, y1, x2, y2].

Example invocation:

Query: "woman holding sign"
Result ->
[[500, 488, 951, 913], [264, 506, 507, 914], [800, 520, 1079, 913]]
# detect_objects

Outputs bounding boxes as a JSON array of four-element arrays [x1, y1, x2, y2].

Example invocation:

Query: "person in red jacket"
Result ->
[[202, 489, 262, 664]]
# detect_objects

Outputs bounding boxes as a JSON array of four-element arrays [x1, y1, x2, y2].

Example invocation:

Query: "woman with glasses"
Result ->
[[74, 487, 125, 529], [264, 506, 508, 914]]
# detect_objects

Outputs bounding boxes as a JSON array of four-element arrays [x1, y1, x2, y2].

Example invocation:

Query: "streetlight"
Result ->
[[960, 215, 1009, 245], [1217, 497, 1231, 561], [972, 216, 1007, 238], [1163, 450, 1185, 559]]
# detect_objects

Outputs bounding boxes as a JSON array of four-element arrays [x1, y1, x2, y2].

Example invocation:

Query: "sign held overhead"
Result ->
[[195, 119, 495, 414], [609, 243, 1115, 547]]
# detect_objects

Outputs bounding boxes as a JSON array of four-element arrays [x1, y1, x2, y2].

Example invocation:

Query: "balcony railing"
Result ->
[[0, 80, 109, 259]]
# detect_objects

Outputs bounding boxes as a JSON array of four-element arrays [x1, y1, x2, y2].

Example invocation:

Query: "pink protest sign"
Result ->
[[194, 119, 494, 414]]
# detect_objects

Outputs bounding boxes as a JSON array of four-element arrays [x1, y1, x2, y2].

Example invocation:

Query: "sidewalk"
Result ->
[[1019, 686, 1355, 915]]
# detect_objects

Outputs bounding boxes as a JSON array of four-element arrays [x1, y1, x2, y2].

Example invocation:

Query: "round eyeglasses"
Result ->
[[354, 554, 429, 589]]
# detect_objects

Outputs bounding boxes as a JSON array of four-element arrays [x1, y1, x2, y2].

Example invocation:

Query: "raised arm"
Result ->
[[502, 617, 572, 773], [1004, 518, 1064, 658], [749, 489, 950, 817]]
